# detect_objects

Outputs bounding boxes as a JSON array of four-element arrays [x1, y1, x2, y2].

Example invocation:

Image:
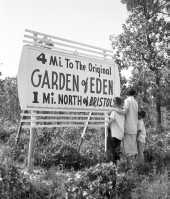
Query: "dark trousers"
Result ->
[[107, 127, 121, 164]]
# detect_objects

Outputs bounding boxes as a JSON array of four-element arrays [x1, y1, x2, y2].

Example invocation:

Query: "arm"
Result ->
[[107, 112, 116, 129], [115, 108, 128, 115], [114, 99, 129, 115], [137, 130, 141, 139], [137, 121, 142, 138], [107, 118, 115, 127], [107, 109, 114, 116]]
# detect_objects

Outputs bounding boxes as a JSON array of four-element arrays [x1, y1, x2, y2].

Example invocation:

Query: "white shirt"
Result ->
[[124, 96, 138, 134], [137, 119, 146, 143], [109, 110, 125, 140]]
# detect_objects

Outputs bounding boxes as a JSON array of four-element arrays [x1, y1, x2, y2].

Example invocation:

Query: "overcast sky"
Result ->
[[0, 0, 131, 79]]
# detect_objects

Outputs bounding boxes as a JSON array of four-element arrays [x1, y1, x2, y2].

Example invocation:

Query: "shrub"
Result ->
[[116, 171, 141, 199], [64, 162, 117, 198], [34, 139, 115, 170], [144, 132, 167, 174], [34, 142, 88, 170], [0, 121, 16, 142], [132, 171, 168, 199], [55, 162, 144, 199], [33, 127, 112, 170], [0, 162, 49, 199], [2, 132, 29, 162]]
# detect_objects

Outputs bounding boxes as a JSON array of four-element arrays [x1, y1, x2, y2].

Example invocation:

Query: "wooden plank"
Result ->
[[25, 29, 113, 52], [21, 119, 109, 122], [20, 105, 112, 112], [24, 35, 113, 57], [20, 113, 109, 118], [22, 124, 107, 128], [78, 112, 92, 152], [24, 41, 114, 62]]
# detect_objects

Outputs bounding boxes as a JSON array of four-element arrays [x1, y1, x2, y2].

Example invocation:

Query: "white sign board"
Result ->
[[18, 45, 120, 111]]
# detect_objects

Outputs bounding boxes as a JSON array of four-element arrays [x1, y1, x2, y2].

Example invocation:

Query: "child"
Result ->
[[107, 97, 125, 165], [136, 110, 146, 164]]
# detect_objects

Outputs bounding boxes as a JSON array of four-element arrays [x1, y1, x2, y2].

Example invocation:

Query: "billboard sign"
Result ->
[[18, 45, 120, 111]]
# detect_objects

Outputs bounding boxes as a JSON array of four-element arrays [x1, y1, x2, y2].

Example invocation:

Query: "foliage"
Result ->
[[34, 127, 112, 170], [0, 77, 21, 123], [58, 162, 117, 198], [0, 126, 109, 170], [116, 171, 140, 199], [110, 0, 167, 125], [0, 158, 167, 199], [0, 121, 17, 142], [1, 129, 29, 163], [121, 0, 167, 14], [34, 142, 87, 170], [37, 36, 54, 48], [0, 121, 167, 198], [2, 121, 167, 174], [0, 162, 49, 199], [0, 96, 167, 198], [144, 130, 167, 173], [132, 171, 168, 199]]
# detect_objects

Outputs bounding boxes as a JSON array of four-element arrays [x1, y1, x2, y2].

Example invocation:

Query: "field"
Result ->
[[0, 120, 167, 199]]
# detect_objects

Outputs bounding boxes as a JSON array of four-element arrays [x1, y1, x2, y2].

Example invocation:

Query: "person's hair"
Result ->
[[126, 87, 136, 96], [114, 97, 123, 106], [138, 110, 146, 118]]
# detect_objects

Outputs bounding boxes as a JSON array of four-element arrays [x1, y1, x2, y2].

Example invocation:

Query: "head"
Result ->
[[138, 110, 146, 120], [114, 97, 123, 108], [126, 87, 136, 96]]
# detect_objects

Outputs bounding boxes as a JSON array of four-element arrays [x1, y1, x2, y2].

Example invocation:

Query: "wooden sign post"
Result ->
[[27, 111, 36, 173], [17, 29, 120, 172]]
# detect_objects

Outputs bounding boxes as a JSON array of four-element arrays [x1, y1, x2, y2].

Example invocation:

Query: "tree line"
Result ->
[[0, 0, 167, 128], [110, 0, 167, 126]]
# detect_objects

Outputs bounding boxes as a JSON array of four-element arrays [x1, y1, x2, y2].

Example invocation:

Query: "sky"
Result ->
[[0, 0, 131, 79]]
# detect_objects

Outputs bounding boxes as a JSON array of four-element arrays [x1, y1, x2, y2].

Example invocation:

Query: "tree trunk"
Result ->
[[156, 101, 161, 124], [155, 72, 162, 125]]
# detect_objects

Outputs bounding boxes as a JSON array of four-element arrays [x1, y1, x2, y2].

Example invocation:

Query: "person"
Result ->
[[113, 88, 138, 170], [106, 97, 125, 165], [136, 110, 146, 164]]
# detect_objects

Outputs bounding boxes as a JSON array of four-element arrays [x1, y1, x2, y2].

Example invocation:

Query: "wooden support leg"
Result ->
[[27, 127, 36, 173], [78, 112, 92, 152], [27, 111, 36, 173], [105, 112, 108, 151]]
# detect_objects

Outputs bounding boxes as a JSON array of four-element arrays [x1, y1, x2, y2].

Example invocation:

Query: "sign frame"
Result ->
[[17, 29, 120, 173]]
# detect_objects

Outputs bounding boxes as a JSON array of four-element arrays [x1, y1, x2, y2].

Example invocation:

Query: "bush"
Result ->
[[55, 162, 145, 199], [116, 171, 141, 199], [0, 162, 49, 199], [1, 132, 29, 163], [34, 140, 114, 170], [33, 127, 112, 170], [63, 162, 117, 198], [34, 142, 88, 170], [2, 127, 111, 170], [144, 131, 167, 173], [0, 121, 16, 142], [132, 171, 168, 199]]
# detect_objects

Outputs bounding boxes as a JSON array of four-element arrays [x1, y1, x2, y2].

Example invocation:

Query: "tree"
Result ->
[[0, 77, 21, 123], [110, 0, 167, 125], [121, 0, 167, 14]]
